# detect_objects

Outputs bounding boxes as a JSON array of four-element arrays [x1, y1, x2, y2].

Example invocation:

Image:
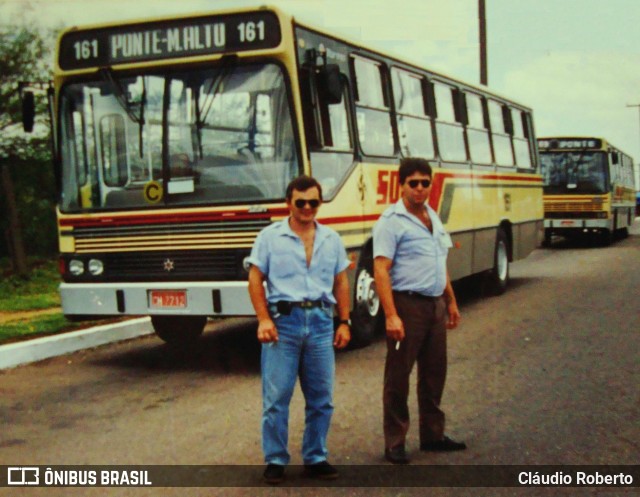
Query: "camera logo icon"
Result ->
[[8, 467, 40, 485]]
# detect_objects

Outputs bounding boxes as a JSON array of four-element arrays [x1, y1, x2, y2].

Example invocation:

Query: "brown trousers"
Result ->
[[383, 292, 447, 450]]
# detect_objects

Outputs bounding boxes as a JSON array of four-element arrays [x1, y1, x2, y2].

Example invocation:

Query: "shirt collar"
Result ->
[[393, 198, 434, 216], [277, 217, 329, 240], [392, 199, 439, 230]]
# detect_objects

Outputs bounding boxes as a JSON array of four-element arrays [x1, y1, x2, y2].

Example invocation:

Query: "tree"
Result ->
[[0, 23, 54, 275]]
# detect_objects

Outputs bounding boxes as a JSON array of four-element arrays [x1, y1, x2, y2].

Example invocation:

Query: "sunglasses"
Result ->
[[407, 179, 432, 189], [294, 199, 320, 208]]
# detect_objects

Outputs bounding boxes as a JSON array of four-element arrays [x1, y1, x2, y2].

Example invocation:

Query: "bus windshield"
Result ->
[[539, 151, 608, 194], [59, 63, 299, 212]]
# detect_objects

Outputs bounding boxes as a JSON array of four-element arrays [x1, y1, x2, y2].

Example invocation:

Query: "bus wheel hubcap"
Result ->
[[356, 269, 380, 317], [497, 241, 508, 281]]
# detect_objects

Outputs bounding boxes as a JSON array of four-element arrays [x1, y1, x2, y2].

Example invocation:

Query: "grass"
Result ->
[[0, 258, 132, 345], [0, 258, 61, 312], [0, 313, 70, 343], [0, 257, 87, 344]]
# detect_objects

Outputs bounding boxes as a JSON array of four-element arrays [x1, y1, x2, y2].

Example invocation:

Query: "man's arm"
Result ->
[[332, 270, 351, 349], [248, 265, 278, 343], [443, 271, 461, 329], [374, 256, 404, 342]]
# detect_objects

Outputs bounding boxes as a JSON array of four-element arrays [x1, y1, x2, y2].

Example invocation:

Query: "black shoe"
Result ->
[[303, 461, 339, 480], [263, 464, 285, 484], [420, 436, 467, 452], [384, 445, 410, 464]]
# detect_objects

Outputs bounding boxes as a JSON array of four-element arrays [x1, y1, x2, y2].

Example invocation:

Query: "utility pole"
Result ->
[[627, 104, 640, 190], [479, 0, 488, 86]]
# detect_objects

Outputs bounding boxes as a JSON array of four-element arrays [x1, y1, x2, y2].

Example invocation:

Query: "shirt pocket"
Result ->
[[436, 229, 452, 253], [314, 247, 337, 284], [401, 231, 434, 257], [271, 249, 297, 278]]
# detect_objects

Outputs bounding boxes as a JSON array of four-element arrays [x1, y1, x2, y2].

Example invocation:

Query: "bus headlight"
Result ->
[[69, 259, 84, 276], [88, 259, 104, 276]]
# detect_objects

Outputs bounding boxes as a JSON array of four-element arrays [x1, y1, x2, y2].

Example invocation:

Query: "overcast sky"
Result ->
[[3, 0, 640, 183]]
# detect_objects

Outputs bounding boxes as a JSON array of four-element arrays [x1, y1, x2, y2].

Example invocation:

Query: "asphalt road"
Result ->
[[1, 226, 639, 497]]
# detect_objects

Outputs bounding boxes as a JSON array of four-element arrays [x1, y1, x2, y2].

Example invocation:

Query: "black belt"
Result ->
[[394, 290, 442, 301], [275, 300, 327, 315]]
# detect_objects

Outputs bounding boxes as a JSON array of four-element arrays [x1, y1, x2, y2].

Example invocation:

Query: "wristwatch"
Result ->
[[338, 319, 352, 327]]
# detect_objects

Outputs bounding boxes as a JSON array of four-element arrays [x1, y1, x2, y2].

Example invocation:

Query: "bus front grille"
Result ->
[[62, 249, 250, 282]]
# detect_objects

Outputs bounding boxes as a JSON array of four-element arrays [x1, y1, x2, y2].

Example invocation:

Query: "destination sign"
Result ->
[[59, 11, 281, 70], [538, 138, 602, 150]]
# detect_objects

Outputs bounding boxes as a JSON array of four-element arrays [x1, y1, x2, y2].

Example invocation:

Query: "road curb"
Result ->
[[0, 317, 154, 370]]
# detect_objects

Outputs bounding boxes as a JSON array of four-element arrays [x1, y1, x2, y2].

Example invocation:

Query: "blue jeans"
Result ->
[[262, 305, 335, 465]]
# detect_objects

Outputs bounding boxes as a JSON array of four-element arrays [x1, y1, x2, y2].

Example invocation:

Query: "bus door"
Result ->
[[89, 93, 132, 206]]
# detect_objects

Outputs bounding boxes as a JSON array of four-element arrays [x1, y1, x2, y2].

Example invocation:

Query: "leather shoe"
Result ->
[[303, 461, 339, 480], [384, 445, 410, 464], [420, 436, 467, 452], [263, 464, 285, 484]]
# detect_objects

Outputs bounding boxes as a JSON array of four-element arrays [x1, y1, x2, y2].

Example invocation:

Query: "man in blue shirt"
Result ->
[[248, 175, 351, 484], [373, 158, 464, 465]]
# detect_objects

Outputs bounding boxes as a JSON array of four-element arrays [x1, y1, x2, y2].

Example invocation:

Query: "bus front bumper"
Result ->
[[544, 218, 612, 231], [59, 281, 254, 317]]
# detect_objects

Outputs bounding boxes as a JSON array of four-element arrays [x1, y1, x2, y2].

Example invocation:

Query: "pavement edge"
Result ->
[[0, 317, 154, 370]]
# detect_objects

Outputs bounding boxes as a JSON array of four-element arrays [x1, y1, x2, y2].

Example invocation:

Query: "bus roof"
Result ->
[[292, 15, 532, 111], [55, 4, 531, 111]]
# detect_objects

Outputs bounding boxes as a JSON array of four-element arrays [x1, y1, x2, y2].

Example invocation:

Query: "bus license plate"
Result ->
[[560, 220, 576, 226], [149, 290, 187, 309]]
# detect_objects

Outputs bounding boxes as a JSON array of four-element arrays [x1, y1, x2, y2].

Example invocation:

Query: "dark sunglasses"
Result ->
[[294, 199, 320, 208], [407, 179, 432, 189]]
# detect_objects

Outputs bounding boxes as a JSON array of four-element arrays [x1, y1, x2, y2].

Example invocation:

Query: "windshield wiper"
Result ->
[[199, 56, 239, 125], [566, 148, 589, 189]]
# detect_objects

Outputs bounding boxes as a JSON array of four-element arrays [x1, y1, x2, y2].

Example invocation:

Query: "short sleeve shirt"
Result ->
[[247, 218, 350, 304], [373, 200, 450, 297]]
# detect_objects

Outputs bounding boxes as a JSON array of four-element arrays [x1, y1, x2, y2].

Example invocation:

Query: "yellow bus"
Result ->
[[538, 137, 636, 246], [30, 6, 543, 346]]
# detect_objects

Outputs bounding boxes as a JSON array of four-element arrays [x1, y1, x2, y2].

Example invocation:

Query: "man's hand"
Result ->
[[446, 302, 461, 329], [334, 324, 351, 349], [385, 314, 405, 342], [257, 318, 279, 343]]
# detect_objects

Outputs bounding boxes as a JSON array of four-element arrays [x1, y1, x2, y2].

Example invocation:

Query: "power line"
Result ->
[[626, 104, 640, 190]]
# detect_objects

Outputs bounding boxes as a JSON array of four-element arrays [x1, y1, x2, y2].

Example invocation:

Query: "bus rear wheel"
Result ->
[[486, 228, 510, 295], [151, 316, 207, 346], [350, 265, 382, 348]]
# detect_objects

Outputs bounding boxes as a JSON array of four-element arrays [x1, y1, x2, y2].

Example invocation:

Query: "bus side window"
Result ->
[[308, 75, 354, 198], [100, 114, 128, 187], [351, 55, 394, 157], [391, 67, 435, 159], [488, 99, 515, 167], [513, 109, 533, 169], [433, 81, 466, 162], [465, 92, 492, 164]]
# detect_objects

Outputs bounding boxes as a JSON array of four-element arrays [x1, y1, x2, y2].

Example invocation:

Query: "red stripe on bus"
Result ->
[[60, 208, 290, 228]]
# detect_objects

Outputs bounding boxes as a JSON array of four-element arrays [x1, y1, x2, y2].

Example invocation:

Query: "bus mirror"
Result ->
[[318, 64, 342, 105], [22, 90, 35, 133]]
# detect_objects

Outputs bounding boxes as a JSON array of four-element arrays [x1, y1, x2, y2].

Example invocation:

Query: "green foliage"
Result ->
[[0, 24, 52, 132], [0, 22, 57, 257], [0, 257, 60, 311], [2, 155, 58, 256], [0, 313, 70, 343]]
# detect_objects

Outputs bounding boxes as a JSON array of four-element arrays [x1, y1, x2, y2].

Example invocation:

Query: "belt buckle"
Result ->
[[300, 301, 313, 309]]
